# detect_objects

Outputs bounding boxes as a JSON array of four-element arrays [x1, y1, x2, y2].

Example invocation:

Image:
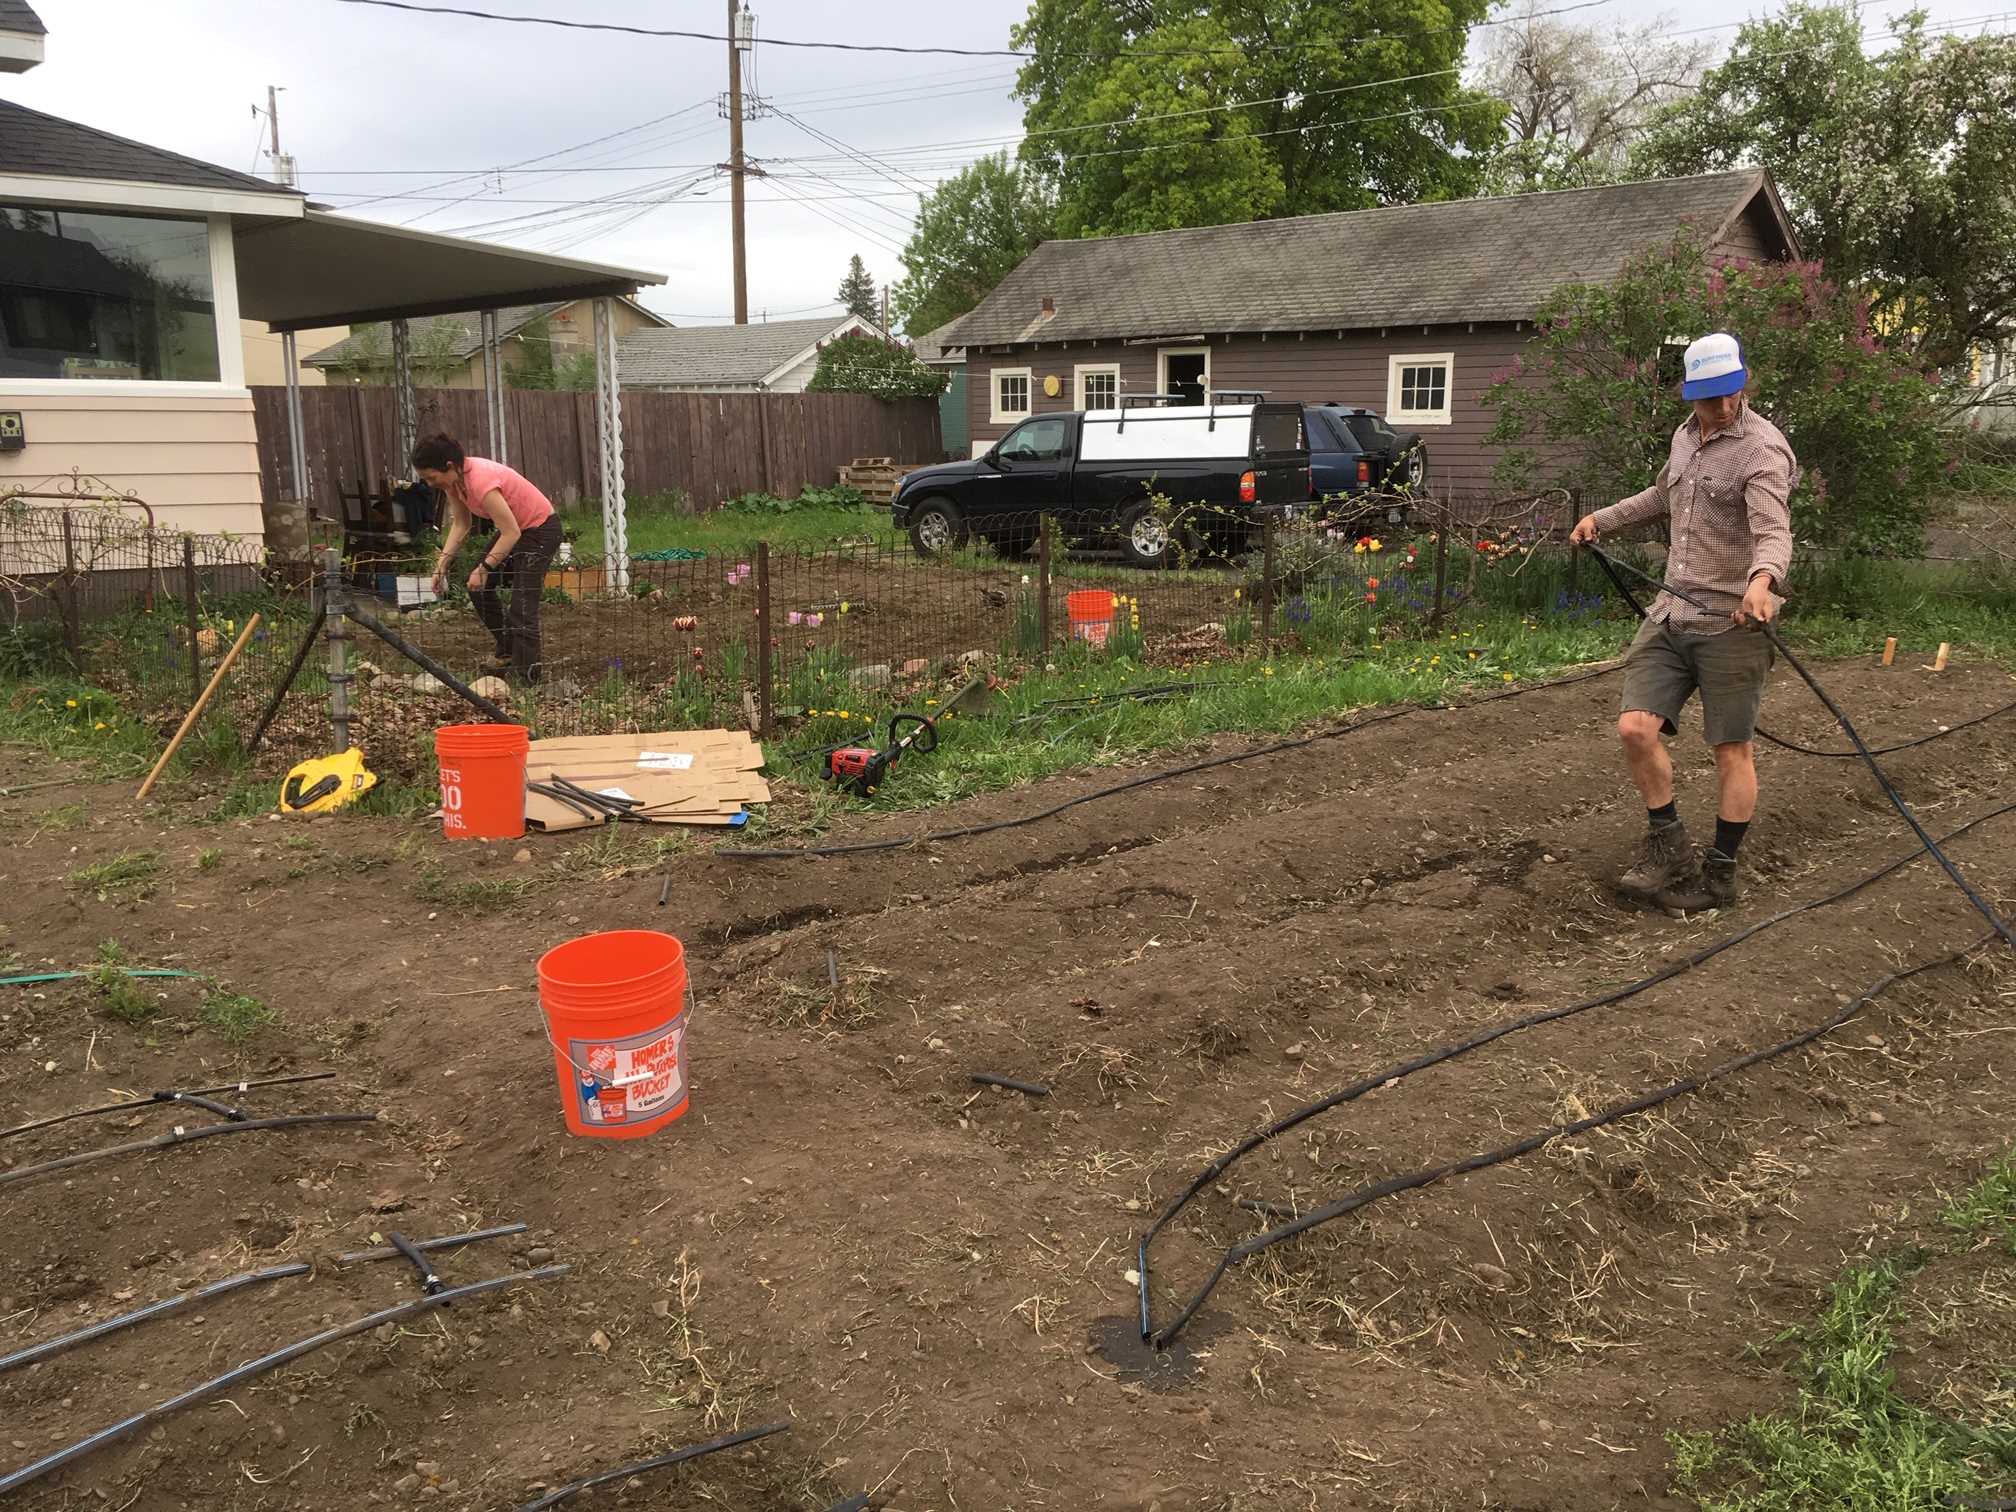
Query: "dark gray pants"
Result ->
[[470, 516, 562, 679]]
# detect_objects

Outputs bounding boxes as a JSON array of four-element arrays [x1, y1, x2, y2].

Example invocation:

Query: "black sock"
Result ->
[[1714, 817, 1749, 858], [1648, 800, 1679, 829]]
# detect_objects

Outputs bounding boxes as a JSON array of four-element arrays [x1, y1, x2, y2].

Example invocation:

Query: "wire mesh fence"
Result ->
[[4, 485, 1588, 780]]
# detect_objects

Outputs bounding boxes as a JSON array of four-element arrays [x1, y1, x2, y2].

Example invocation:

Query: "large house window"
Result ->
[[991, 366, 1032, 423], [0, 205, 220, 382], [1387, 352, 1453, 426], [1075, 363, 1119, 410]]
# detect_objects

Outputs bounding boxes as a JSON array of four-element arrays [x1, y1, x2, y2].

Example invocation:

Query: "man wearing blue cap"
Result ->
[[1569, 332, 1798, 912]]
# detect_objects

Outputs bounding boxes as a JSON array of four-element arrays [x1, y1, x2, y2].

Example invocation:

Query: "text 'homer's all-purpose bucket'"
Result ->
[[536, 929, 692, 1139]]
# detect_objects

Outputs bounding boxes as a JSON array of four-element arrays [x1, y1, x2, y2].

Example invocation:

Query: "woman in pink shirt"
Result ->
[[413, 432, 563, 681]]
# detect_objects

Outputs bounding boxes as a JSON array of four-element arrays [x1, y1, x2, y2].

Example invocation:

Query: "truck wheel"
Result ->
[[908, 497, 967, 557], [1118, 502, 1174, 569]]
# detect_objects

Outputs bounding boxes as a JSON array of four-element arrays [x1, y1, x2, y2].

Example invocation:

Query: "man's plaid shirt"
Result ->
[[1592, 403, 1798, 634]]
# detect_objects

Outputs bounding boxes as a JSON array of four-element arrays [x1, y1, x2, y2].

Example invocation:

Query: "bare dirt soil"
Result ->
[[3, 656, 2014, 1511]]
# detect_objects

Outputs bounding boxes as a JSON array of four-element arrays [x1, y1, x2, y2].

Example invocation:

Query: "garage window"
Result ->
[[1074, 363, 1119, 410], [1387, 353, 1453, 426], [991, 366, 1032, 423]]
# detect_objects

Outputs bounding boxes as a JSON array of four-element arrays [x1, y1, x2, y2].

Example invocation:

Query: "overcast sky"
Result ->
[[6, 0, 2005, 331]]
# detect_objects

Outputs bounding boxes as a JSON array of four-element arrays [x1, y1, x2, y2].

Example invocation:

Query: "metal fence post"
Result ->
[[321, 547, 352, 751], [58, 509, 80, 663], [182, 535, 202, 708], [755, 539, 773, 737], [1429, 514, 1450, 632], [1037, 515, 1053, 656], [1261, 516, 1276, 655]]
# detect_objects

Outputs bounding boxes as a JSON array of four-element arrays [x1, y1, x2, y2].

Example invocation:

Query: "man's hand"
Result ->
[[1569, 514, 1600, 546], [1735, 573, 1777, 626]]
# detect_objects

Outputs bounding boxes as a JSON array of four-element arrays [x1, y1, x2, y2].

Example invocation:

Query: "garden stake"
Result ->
[[1134, 798, 2016, 1345], [0, 1111, 379, 1190], [0, 1266, 570, 1496], [0, 1262, 311, 1377], [0, 1071, 336, 1141], [1883, 636, 1897, 666], [513, 1421, 792, 1511], [756, 538, 773, 736], [137, 612, 262, 800]]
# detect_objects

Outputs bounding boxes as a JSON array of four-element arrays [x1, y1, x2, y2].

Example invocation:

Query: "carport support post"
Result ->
[[281, 330, 307, 504], [480, 310, 506, 464], [392, 318, 417, 472], [320, 547, 352, 752], [593, 297, 630, 594]]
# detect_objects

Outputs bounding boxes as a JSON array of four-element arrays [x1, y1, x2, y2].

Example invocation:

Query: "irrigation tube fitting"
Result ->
[[1584, 544, 2014, 950], [1133, 798, 2016, 1346], [0, 1111, 379, 1191], [0, 1262, 311, 1377], [514, 1420, 792, 1511], [1142, 935, 1991, 1348], [0, 1071, 338, 1142], [335, 1222, 530, 1266], [0, 1265, 570, 1497]]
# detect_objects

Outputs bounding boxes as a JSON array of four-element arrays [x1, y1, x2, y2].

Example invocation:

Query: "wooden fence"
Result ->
[[251, 386, 945, 517]]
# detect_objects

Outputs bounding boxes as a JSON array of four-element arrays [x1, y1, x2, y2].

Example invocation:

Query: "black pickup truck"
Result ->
[[890, 399, 1310, 566]]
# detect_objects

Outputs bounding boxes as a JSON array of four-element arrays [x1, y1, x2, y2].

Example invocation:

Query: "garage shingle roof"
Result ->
[[947, 171, 1783, 348], [306, 302, 569, 368], [0, 97, 300, 196], [0, 1, 47, 34], [616, 315, 874, 387]]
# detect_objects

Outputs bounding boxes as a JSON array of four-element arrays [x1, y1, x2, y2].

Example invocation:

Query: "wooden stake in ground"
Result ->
[[1882, 636, 1897, 667], [1933, 642, 1950, 672], [137, 613, 261, 801]]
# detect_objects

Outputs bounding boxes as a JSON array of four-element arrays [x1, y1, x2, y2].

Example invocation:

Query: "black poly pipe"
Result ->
[[334, 1223, 529, 1265], [0, 1265, 570, 1495], [0, 1071, 338, 1141], [972, 1073, 1050, 1097], [0, 1112, 379, 1190], [1147, 939, 1989, 1346], [1134, 798, 2016, 1341], [0, 1262, 311, 1376], [513, 1421, 792, 1511]]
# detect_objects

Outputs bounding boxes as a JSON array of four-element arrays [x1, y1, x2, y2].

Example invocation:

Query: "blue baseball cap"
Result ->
[[1681, 332, 1747, 399]]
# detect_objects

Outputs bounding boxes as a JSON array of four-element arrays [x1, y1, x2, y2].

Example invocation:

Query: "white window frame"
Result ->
[[0, 210, 249, 398], [990, 365, 1033, 424], [1386, 352, 1454, 427], [1156, 345, 1210, 401], [1074, 362, 1120, 411]]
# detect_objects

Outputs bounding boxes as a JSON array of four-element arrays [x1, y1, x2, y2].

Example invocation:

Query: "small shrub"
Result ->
[[69, 850, 160, 902], [720, 490, 797, 516], [89, 949, 158, 1024], [796, 483, 869, 511]]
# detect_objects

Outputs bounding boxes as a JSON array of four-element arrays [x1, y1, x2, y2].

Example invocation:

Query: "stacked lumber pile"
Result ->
[[524, 729, 768, 832], [838, 457, 925, 506]]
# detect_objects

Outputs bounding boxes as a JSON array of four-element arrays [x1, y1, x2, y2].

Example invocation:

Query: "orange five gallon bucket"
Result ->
[[434, 723, 529, 841], [1066, 589, 1117, 647], [537, 930, 693, 1139]]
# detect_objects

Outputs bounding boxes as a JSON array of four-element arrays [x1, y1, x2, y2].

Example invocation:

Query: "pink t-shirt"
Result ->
[[459, 457, 554, 531]]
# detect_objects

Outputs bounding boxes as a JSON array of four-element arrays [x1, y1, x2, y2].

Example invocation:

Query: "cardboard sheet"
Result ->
[[525, 728, 768, 832]]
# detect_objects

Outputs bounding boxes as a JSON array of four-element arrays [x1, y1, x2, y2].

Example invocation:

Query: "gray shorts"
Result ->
[[1621, 618, 1774, 746]]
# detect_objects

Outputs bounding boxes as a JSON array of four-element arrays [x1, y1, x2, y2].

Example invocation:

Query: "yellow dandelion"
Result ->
[[925, 699, 938, 707], [839, 709, 850, 719], [1263, 666, 1275, 677], [65, 698, 78, 709], [94, 721, 106, 731], [1502, 673, 1515, 682]]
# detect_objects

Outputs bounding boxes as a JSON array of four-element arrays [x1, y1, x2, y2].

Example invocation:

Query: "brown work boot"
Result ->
[[1659, 847, 1739, 912], [1618, 819, 1699, 904]]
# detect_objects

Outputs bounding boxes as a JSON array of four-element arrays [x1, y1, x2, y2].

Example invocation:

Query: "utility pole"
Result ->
[[880, 282, 891, 334], [260, 85, 296, 187], [727, 0, 748, 325]]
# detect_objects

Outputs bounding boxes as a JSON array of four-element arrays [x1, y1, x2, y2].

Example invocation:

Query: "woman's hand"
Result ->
[[467, 563, 489, 594]]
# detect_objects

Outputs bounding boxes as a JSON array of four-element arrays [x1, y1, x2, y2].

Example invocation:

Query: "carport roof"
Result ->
[[232, 209, 665, 332]]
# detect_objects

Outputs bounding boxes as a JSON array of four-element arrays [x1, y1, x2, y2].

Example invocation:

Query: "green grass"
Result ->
[[568, 495, 881, 558], [88, 940, 159, 1024], [68, 850, 161, 901], [199, 990, 275, 1041], [1668, 1152, 2016, 1511]]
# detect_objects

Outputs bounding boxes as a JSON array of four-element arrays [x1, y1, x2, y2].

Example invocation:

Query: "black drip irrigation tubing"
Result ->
[[722, 663, 1626, 860], [0, 1265, 570, 1497], [1584, 545, 2014, 949], [0, 1071, 338, 1142], [513, 1421, 792, 1512], [0, 1112, 379, 1191], [1134, 799, 2016, 1343], [1144, 936, 1993, 1347], [335, 1222, 529, 1265], [0, 1262, 310, 1377], [1584, 547, 2016, 760]]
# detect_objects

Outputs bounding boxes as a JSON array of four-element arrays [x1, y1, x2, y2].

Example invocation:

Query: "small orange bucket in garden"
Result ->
[[434, 723, 529, 841], [1067, 589, 1118, 647], [537, 929, 693, 1140]]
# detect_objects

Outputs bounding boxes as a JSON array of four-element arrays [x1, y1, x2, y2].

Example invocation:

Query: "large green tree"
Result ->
[[1633, 3, 2016, 370], [1010, 0, 1504, 238], [836, 254, 880, 322], [889, 153, 1055, 338]]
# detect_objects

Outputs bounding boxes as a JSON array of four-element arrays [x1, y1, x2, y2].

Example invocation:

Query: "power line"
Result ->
[[326, 0, 1621, 59]]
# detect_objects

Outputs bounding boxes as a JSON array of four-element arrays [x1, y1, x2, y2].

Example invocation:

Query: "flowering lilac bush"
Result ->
[[1485, 235, 1951, 556]]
